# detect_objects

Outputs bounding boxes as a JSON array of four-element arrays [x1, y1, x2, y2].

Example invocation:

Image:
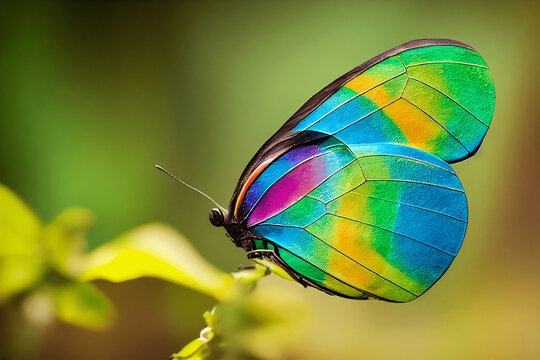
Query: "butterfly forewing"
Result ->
[[229, 39, 494, 212]]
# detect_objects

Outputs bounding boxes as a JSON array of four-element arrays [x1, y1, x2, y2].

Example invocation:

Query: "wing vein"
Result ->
[[247, 158, 358, 227], [401, 97, 471, 153], [328, 214, 456, 256], [356, 154, 456, 174], [304, 228, 421, 296], [240, 145, 344, 223], [406, 61, 489, 69], [303, 71, 406, 131], [305, 195, 327, 205], [408, 77, 489, 127], [349, 192, 467, 222], [366, 179, 464, 192], [271, 245, 388, 298], [259, 224, 420, 296], [331, 99, 400, 135], [397, 56, 410, 98], [323, 181, 365, 204]]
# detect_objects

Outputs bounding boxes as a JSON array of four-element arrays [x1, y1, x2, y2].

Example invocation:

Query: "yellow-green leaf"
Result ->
[[53, 282, 114, 330], [0, 183, 42, 255], [42, 207, 93, 277], [0, 257, 44, 304], [0, 183, 44, 302], [172, 338, 210, 360], [81, 223, 234, 300]]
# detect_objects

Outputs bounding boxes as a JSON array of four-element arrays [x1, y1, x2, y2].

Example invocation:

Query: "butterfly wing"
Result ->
[[230, 39, 494, 213], [225, 39, 494, 301], [240, 134, 466, 302], [290, 40, 494, 162]]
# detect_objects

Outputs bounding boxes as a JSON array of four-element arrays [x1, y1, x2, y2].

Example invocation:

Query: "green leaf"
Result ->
[[171, 338, 211, 360], [0, 184, 42, 255], [81, 223, 234, 300], [0, 183, 44, 302], [172, 325, 215, 360], [53, 282, 114, 330], [0, 258, 44, 303], [42, 207, 94, 277]]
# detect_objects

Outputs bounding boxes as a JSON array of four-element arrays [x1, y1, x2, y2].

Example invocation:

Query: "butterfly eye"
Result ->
[[209, 208, 224, 227]]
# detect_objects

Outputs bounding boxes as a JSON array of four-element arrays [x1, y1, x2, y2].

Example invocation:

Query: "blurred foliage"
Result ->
[[0, 184, 43, 300], [170, 265, 308, 360], [0, 183, 114, 329], [81, 224, 234, 300], [0, 183, 307, 359]]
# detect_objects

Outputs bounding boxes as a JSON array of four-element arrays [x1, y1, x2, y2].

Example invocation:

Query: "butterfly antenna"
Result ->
[[155, 164, 227, 213]]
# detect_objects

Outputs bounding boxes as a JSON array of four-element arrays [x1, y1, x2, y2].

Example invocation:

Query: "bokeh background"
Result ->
[[1, 0, 539, 359]]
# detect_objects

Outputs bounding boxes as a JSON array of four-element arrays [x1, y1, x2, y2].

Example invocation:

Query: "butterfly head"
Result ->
[[209, 208, 225, 227]]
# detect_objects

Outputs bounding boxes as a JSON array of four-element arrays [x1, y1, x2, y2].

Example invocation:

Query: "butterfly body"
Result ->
[[210, 39, 495, 302]]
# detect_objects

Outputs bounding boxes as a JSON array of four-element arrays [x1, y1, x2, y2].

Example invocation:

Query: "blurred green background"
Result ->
[[1, 0, 538, 359]]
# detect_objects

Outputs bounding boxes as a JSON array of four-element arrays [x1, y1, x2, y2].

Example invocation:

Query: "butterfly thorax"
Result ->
[[209, 208, 256, 252]]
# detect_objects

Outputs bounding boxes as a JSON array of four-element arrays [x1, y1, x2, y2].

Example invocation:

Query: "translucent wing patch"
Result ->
[[290, 42, 495, 163], [242, 137, 467, 302]]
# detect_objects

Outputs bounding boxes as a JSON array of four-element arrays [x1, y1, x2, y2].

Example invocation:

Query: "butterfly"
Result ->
[[208, 39, 495, 302]]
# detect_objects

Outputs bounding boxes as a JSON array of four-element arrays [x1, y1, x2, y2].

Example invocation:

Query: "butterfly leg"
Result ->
[[237, 264, 256, 270], [247, 249, 305, 284], [247, 249, 337, 295]]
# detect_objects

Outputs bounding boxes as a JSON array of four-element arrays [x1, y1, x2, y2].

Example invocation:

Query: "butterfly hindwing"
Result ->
[[238, 134, 467, 302]]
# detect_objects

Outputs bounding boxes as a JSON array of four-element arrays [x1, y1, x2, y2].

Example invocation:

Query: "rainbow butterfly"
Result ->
[[207, 39, 495, 302]]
